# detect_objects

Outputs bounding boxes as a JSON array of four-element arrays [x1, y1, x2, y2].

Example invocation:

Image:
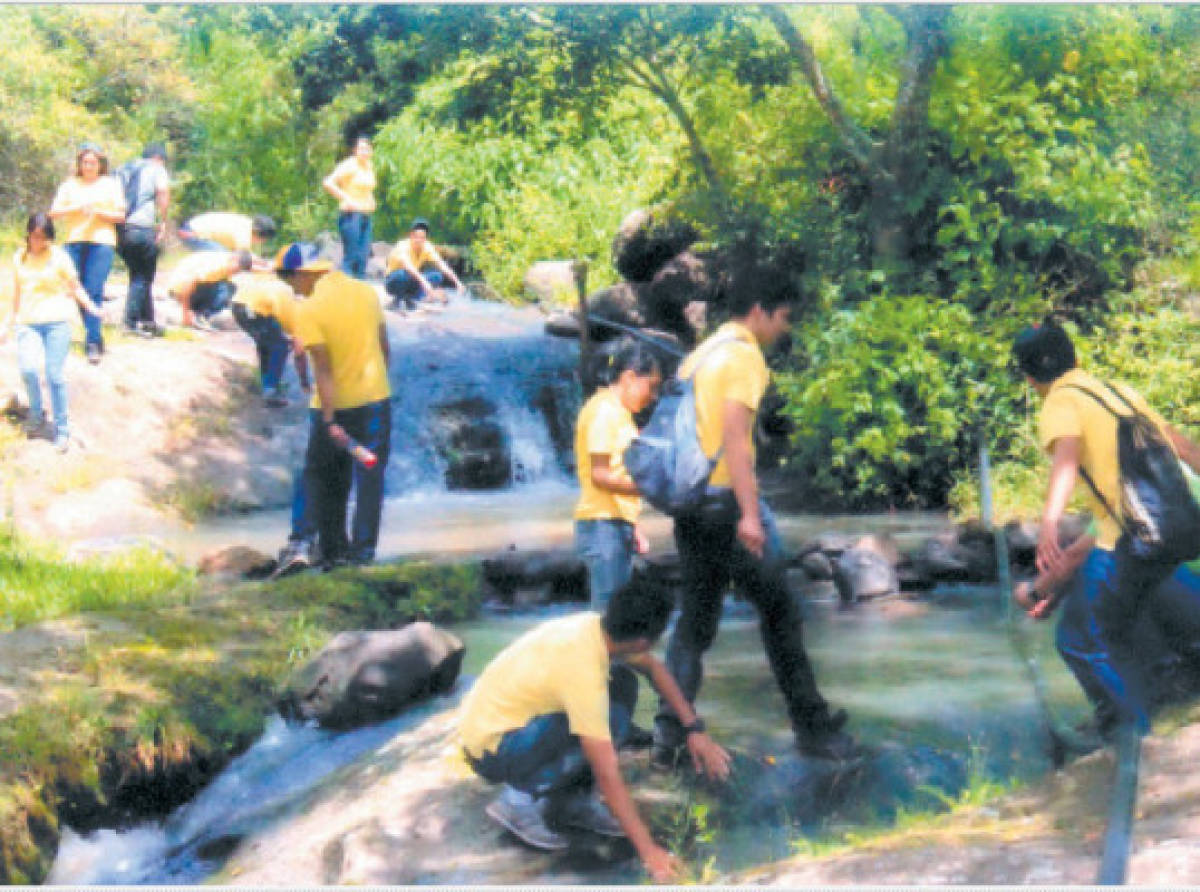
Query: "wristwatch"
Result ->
[[683, 717, 706, 736]]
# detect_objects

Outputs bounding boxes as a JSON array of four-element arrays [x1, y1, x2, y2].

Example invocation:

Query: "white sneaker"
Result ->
[[484, 786, 569, 851]]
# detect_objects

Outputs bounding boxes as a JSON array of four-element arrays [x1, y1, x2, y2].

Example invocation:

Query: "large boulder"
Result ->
[[429, 397, 510, 490], [481, 547, 587, 605], [279, 623, 465, 729], [641, 250, 717, 345], [833, 547, 900, 606], [523, 260, 580, 304], [612, 209, 698, 283], [585, 282, 645, 340], [198, 545, 276, 578]]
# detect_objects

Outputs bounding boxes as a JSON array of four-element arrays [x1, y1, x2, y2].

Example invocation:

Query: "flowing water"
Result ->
[[48, 295, 1091, 883]]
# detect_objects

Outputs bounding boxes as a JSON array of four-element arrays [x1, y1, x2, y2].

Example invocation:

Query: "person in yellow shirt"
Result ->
[[322, 136, 376, 279], [383, 218, 463, 312], [179, 212, 277, 256], [282, 242, 392, 566], [166, 250, 247, 330], [1014, 320, 1200, 734], [231, 270, 304, 407], [460, 575, 730, 880], [48, 142, 126, 364], [652, 274, 856, 768], [574, 340, 661, 609], [4, 213, 102, 452]]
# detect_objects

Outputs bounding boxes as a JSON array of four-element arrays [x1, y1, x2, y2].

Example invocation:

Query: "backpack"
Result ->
[[115, 159, 150, 222], [1065, 382, 1200, 564], [624, 337, 736, 516]]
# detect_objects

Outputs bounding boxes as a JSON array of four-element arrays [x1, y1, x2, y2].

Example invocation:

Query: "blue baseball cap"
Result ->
[[273, 242, 333, 273]]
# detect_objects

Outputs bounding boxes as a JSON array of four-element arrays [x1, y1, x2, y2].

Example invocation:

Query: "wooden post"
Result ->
[[573, 260, 590, 393]]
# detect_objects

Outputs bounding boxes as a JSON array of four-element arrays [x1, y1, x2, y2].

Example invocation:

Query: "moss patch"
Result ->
[[0, 558, 481, 883]]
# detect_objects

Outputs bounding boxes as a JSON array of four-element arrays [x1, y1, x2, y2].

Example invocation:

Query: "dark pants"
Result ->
[[192, 280, 235, 319], [1094, 537, 1200, 727], [303, 399, 392, 563], [469, 664, 637, 798], [338, 212, 372, 279], [288, 463, 317, 545], [655, 492, 835, 749], [117, 226, 159, 327], [384, 268, 442, 310], [64, 241, 113, 349], [232, 304, 290, 392]]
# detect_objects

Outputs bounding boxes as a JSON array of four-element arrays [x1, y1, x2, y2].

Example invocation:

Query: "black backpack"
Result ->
[[115, 159, 149, 222], [1066, 382, 1200, 564]]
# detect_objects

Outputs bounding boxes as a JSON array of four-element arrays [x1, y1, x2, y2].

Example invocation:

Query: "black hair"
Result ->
[[234, 250, 254, 272], [142, 142, 167, 161], [252, 215, 278, 239], [605, 338, 661, 384], [601, 573, 675, 644], [409, 218, 431, 234], [21, 212, 55, 259], [1012, 321, 1076, 383], [725, 267, 800, 318]]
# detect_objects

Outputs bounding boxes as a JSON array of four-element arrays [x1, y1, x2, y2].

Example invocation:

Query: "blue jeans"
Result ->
[[338, 212, 372, 279], [64, 241, 112, 349], [384, 268, 442, 309], [179, 235, 228, 253], [288, 466, 317, 545], [468, 664, 637, 798], [575, 519, 635, 610], [303, 399, 392, 563], [232, 304, 289, 392], [656, 491, 836, 748], [16, 322, 71, 437], [192, 281, 235, 319]]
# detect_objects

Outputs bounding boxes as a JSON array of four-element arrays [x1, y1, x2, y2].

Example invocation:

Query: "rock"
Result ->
[[543, 310, 581, 339], [365, 256, 387, 280], [522, 260, 580, 304], [641, 250, 717, 344], [585, 282, 645, 340], [833, 547, 900, 605], [799, 550, 834, 580], [429, 397, 510, 490], [812, 533, 856, 557], [854, 533, 900, 568], [313, 231, 345, 267], [896, 562, 937, 593], [370, 240, 392, 259], [481, 547, 587, 605], [278, 623, 465, 729], [612, 208, 698, 283], [197, 545, 276, 578]]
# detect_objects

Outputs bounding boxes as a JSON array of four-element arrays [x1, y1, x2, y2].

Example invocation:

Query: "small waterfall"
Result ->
[[384, 297, 580, 496]]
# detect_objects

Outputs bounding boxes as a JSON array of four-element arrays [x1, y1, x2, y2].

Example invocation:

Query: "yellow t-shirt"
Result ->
[[167, 251, 235, 294], [231, 273, 299, 334], [574, 387, 641, 524], [1039, 368, 1171, 550], [385, 237, 442, 274], [292, 271, 390, 410], [329, 157, 377, 213], [678, 321, 769, 488], [11, 246, 79, 325], [459, 613, 612, 759], [184, 213, 253, 252], [50, 176, 125, 247]]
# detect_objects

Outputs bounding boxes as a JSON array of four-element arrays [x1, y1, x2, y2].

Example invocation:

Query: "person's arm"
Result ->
[[624, 652, 731, 780], [578, 736, 681, 883], [292, 342, 311, 392], [155, 182, 171, 243], [176, 280, 196, 327], [378, 322, 390, 372], [398, 251, 436, 298], [1037, 436, 1081, 575], [590, 454, 639, 496], [723, 399, 763, 557], [308, 343, 353, 450], [1166, 424, 1200, 476], [1015, 533, 1095, 619], [435, 257, 463, 291]]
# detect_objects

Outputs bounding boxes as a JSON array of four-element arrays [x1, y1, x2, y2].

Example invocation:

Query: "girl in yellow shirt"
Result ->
[[5, 213, 101, 452], [49, 143, 125, 364], [322, 136, 376, 279], [573, 340, 662, 608]]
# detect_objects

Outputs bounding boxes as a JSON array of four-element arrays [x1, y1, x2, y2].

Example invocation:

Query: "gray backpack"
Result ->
[[625, 337, 734, 516]]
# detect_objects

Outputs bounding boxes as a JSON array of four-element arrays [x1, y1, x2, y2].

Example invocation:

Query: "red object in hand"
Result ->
[[346, 439, 378, 469]]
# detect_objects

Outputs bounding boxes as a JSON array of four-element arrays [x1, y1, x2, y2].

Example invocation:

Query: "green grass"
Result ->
[[0, 530, 194, 631]]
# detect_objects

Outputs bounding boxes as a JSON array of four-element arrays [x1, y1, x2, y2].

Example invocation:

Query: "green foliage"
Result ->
[[0, 531, 194, 631], [778, 294, 1023, 509]]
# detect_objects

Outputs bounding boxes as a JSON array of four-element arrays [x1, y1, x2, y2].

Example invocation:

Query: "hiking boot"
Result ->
[[23, 412, 47, 440], [53, 432, 70, 454], [649, 742, 683, 772], [552, 791, 624, 838], [271, 539, 315, 579], [623, 722, 655, 751], [797, 729, 862, 763], [485, 786, 569, 852], [138, 321, 165, 338], [86, 343, 102, 365]]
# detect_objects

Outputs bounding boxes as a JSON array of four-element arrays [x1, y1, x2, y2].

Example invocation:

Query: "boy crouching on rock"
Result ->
[[459, 576, 731, 882]]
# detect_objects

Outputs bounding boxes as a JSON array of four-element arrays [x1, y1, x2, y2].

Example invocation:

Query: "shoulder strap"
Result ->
[[682, 335, 742, 382], [1060, 383, 1135, 536]]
